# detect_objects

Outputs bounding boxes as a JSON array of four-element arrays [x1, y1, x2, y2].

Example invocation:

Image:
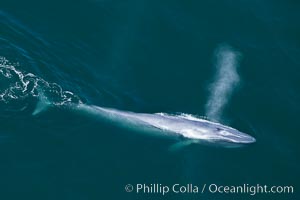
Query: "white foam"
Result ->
[[0, 57, 81, 105]]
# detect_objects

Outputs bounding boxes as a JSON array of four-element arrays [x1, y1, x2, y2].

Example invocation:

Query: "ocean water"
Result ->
[[0, 0, 299, 199]]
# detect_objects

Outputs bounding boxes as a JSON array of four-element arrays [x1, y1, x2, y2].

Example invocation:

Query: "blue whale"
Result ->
[[34, 102, 256, 149]]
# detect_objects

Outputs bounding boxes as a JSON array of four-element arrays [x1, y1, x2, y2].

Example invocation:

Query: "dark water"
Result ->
[[0, 0, 299, 199]]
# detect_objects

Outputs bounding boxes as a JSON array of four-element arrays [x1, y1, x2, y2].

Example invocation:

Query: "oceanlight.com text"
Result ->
[[124, 183, 294, 196]]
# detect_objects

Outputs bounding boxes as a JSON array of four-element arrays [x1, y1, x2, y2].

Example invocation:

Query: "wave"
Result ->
[[205, 44, 241, 121]]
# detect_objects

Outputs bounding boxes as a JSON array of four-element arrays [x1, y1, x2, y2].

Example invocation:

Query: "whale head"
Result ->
[[213, 126, 256, 144], [192, 121, 257, 148], [177, 117, 256, 147]]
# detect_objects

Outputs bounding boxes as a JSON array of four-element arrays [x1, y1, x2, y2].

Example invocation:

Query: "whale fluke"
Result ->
[[32, 94, 51, 116]]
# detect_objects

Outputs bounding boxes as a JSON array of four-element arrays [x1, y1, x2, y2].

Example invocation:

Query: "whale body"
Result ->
[[38, 103, 255, 148]]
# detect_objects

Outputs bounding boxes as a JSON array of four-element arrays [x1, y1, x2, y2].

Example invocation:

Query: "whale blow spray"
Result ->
[[205, 44, 241, 122]]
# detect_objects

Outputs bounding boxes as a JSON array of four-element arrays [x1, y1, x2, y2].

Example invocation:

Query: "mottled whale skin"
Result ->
[[33, 102, 256, 148], [74, 104, 256, 147]]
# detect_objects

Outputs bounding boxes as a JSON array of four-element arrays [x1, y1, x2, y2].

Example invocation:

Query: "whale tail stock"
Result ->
[[32, 92, 52, 116]]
